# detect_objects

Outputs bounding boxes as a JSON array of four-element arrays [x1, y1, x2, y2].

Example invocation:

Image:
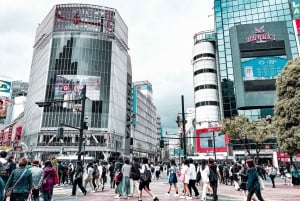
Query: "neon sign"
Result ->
[[246, 25, 276, 43]]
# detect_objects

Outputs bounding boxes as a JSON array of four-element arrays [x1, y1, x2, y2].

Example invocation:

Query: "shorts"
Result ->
[[139, 181, 150, 191]]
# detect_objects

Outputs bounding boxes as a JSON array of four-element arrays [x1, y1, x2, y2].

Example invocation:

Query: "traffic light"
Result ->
[[208, 139, 213, 147], [160, 139, 164, 148], [57, 127, 64, 139]]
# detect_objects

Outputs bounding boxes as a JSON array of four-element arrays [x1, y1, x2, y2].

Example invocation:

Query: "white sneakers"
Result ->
[[165, 193, 170, 196], [186, 196, 193, 200]]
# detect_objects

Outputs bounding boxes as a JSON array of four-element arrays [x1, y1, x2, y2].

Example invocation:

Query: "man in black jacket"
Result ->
[[209, 158, 220, 201]]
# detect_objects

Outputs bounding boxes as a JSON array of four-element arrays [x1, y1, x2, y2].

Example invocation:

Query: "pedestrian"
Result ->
[[5, 157, 32, 201], [130, 157, 141, 197], [41, 160, 56, 201], [246, 159, 265, 201], [208, 158, 219, 201], [0, 151, 9, 183], [84, 162, 94, 192], [179, 159, 192, 200], [109, 162, 115, 188], [121, 158, 131, 198], [29, 160, 43, 201], [188, 158, 200, 198], [92, 162, 100, 191], [100, 161, 108, 191], [290, 163, 299, 186], [165, 159, 179, 197], [267, 164, 277, 188], [71, 161, 87, 196], [199, 159, 210, 201], [138, 157, 159, 201], [154, 163, 160, 180], [0, 176, 4, 201], [232, 162, 240, 191], [7, 155, 16, 176], [114, 158, 124, 199], [68, 162, 75, 185]]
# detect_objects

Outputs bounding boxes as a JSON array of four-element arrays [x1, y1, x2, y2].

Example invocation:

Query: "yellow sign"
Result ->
[[0, 146, 12, 151]]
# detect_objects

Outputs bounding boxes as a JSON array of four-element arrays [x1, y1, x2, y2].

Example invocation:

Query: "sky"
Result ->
[[0, 0, 214, 133]]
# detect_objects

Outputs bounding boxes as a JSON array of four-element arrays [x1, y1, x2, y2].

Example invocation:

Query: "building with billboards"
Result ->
[[23, 4, 132, 161], [213, 0, 299, 162]]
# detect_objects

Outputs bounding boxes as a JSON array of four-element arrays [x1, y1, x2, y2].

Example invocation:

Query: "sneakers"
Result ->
[[180, 195, 186, 199], [114, 195, 120, 199], [165, 193, 170, 196], [186, 196, 193, 200], [174, 193, 179, 197]]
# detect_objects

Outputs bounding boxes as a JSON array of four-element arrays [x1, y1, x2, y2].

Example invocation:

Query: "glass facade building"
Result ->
[[214, 0, 299, 120], [24, 4, 132, 160]]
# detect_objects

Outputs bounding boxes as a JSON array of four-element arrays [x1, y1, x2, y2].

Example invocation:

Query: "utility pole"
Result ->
[[78, 85, 86, 162], [181, 95, 187, 159]]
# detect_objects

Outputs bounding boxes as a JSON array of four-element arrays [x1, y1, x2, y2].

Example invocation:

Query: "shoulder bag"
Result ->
[[6, 169, 27, 197]]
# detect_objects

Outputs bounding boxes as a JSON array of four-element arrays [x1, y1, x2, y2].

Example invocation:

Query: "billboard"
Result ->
[[54, 5, 115, 33], [241, 56, 288, 80], [54, 75, 101, 101], [196, 127, 229, 153], [0, 79, 12, 97]]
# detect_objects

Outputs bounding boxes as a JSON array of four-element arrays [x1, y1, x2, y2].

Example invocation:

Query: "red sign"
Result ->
[[7, 125, 13, 142], [295, 19, 300, 35], [0, 129, 3, 146], [276, 151, 300, 158], [196, 127, 228, 153], [246, 25, 276, 43]]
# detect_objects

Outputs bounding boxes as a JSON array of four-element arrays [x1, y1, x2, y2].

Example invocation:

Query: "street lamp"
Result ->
[[36, 85, 87, 162]]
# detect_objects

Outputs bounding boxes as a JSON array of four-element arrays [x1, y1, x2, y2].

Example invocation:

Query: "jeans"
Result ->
[[32, 188, 40, 201], [42, 190, 52, 201], [122, 176, 131, 195], [211, 181, 218, 201], [247, 188, 264, 201]]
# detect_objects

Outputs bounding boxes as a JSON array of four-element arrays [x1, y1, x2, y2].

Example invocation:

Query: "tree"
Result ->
[[273, 58, 300, 160], [221, 115, 274, 161]]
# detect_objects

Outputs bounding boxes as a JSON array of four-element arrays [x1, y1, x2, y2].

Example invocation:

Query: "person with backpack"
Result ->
[[138, 157, 159, 201], [208, 158, 219, 201], [130, 157, 141, 197], [113, 158, 123, 199], [29, 160, 43, 201], [165, 159, 179, 197]]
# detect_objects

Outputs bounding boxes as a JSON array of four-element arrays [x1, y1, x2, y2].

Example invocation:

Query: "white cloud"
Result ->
[[0, 0, 214, 131]]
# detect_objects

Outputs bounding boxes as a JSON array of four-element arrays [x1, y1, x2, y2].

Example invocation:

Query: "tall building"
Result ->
[[131, 81, 159, 161], [214, 0, 299, 120], [23, 4, 132, 161]]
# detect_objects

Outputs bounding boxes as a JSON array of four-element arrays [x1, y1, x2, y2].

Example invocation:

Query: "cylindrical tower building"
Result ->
[[192, 30, 220, 128]]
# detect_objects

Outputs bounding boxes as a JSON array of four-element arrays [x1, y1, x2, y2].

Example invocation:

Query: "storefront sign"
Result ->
[[292, 0, 300, 19], [246, 25, 276, 43]]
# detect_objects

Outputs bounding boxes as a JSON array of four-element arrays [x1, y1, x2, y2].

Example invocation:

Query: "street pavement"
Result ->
[[52, 176, 300, 201]]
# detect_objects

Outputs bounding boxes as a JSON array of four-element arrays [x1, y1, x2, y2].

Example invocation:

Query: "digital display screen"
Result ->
[[241, 56, 287, 81]]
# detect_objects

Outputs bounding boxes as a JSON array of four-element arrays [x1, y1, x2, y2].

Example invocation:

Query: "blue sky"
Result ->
[[0, 0, 214, 132]]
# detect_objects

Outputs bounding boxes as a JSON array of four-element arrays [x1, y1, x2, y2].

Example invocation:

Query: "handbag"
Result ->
[[6, 168, 27, 197], [179, 174, 185, 182]]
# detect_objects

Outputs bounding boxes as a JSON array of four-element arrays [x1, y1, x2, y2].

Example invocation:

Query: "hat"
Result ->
[[32, 160, 39, 166]]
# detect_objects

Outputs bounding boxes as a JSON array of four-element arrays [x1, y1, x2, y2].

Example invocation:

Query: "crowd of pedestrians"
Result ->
[[0, 149, 299, 201]]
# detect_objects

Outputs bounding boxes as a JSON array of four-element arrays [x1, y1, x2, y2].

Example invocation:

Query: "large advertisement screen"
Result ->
[[196, 127, 229, 153], [54, 75, 101, 101], [241, 56, 287, 81]]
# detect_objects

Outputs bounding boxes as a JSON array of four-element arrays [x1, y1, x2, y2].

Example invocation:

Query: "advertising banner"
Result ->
[[54, 75, 101, 102], [241, 56, 287, 81], [292, 0, 300, 19], [196, 127, 228, 153]]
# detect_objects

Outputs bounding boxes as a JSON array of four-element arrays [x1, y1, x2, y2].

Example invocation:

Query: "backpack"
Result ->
[[209, 167, 218, 183], [0, 162, 10, 182], [113, 170, 123, 183], [130, 164, 140, 180], [140, 165, 152, 182]]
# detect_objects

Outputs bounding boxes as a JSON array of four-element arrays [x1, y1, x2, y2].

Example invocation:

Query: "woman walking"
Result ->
[[71, 161, 87, 196], [165, 159, 179, 197], [246, 159, 265, 201], [5, 157, 32, 201], [138, 157, 159, 201], [179, 159, 192, 200], [41, 160, 56, 201], [199, 159, 210, 201]]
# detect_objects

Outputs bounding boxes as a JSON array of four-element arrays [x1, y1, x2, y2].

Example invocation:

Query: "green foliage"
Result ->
[[220, 115, 249, 139], [274, 57, 300, 156]]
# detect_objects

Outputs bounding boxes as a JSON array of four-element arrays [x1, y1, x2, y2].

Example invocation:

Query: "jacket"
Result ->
[[5, 166, 32, 193], [42, 166, 55, 191], [30, 166, 43, 188], [247, 167, 260, 191]]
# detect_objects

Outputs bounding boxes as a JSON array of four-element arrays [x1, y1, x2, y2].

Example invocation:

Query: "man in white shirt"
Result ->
[[188, 158, 200, 198]]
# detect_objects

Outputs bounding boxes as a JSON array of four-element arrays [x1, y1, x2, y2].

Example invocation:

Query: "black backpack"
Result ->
[[130, 164, 140, 180]]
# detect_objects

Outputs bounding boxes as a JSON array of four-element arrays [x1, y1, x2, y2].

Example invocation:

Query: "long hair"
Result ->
[[201, 159, 207, 170]]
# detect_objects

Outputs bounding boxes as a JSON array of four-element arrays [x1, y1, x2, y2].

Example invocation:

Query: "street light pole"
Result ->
[[181, 95, 187, 159], [78, 85, 86, 162]]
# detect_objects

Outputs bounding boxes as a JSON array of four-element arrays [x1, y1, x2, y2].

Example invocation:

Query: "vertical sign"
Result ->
[[292, 0, 300, 19]]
